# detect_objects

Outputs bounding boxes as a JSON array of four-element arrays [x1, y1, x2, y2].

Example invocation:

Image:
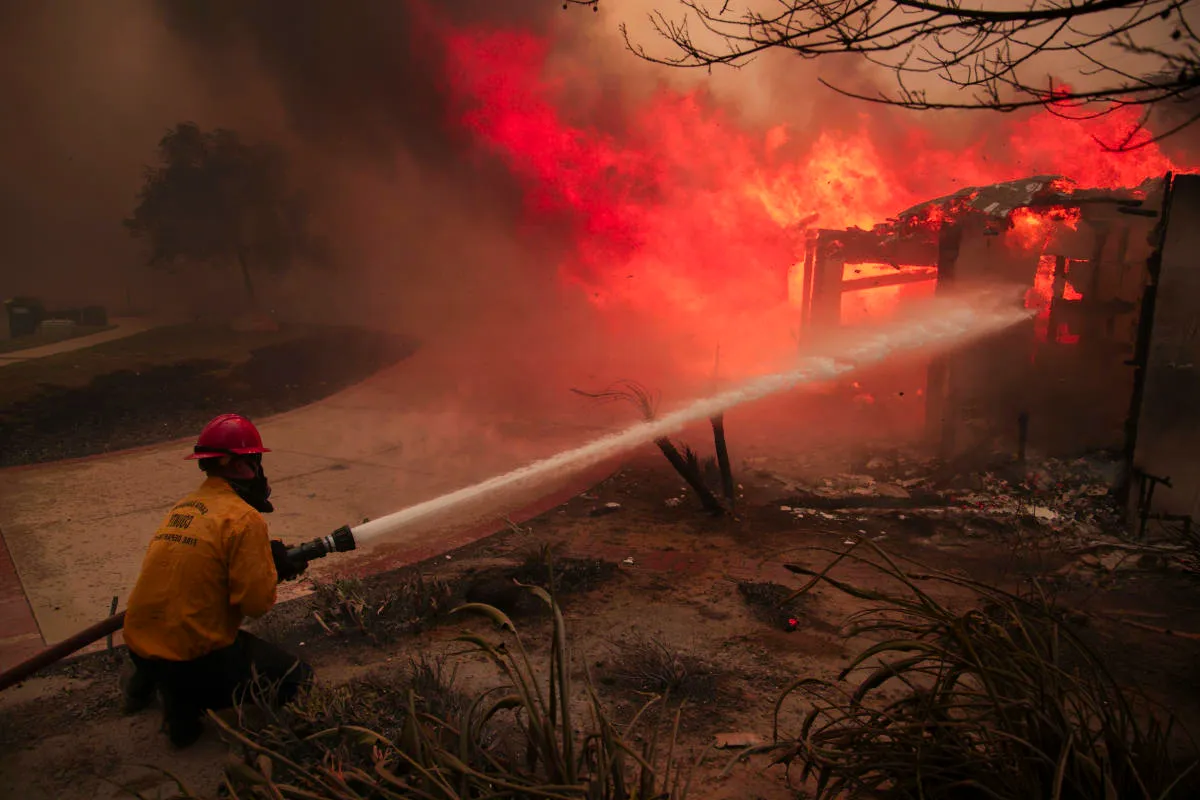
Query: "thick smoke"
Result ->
[[2, 1, 1185, 458], [0, 1, 225, 309], [140, 0, 847, 414]]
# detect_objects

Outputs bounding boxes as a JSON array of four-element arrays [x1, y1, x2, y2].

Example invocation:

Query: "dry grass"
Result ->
[[605, 635, 719, 703], [311, 573, 455, 644], [139, 558, 699, 799], [509, 544, 620, 596], [742, 541, 1200, 800]]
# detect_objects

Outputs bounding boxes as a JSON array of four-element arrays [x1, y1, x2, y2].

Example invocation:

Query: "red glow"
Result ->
[[841, 263, 937, 326], [1008, 206, 1082, 251], [1006, 104, 1176, 190], [440, 24, 1191, 375], [1024, 255, 1084, 346]]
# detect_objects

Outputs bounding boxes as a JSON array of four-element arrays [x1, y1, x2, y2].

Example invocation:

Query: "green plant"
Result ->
[[164, 561, 700, 799], [742, 541, 1198, 800]]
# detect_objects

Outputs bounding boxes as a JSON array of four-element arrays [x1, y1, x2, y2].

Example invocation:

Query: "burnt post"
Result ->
[[710, 415, 736, 507], [809, 231, 845, 329], [799, 230, 819, 334], [708, 347, 736, 509], [1046, 254, 1069, 343], [925, 223, 963, 457]]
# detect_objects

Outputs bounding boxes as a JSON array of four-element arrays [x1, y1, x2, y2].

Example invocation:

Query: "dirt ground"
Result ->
[[0, 323, 416, 467], [3, 449, 1200, 799]]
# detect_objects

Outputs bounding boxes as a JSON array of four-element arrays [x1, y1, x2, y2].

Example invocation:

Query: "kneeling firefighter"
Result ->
[[120, 413, 312, 748]]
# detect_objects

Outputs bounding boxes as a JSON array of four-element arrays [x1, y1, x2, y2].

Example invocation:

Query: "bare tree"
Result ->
[[624, 1, 1200, 148]]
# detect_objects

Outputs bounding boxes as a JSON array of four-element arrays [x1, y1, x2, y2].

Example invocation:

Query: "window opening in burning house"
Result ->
[[1026, 254, 1086, 348], [839, 261, 937, 326]]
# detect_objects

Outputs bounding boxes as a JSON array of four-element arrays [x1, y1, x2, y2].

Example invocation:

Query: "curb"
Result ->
[[0, 332, 420, 476], [0, 526, 46, 671], [0, 460, 619, 675]]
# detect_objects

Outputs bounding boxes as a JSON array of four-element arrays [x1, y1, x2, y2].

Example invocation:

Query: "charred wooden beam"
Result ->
[[810, 230, 846, 328], [841, 267, 938, 293], [800, 232, 818, 332], [1047, 254, 1069, 343]]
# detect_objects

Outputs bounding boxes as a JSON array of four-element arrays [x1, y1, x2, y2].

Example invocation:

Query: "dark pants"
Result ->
[[129, 631, 313, 745]]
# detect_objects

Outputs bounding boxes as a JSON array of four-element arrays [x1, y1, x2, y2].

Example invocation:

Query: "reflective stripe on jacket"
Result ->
[[124, 477, 277, 661]]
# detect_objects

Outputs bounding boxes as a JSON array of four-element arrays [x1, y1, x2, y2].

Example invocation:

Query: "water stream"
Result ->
[[352, 290, 1033, 546]]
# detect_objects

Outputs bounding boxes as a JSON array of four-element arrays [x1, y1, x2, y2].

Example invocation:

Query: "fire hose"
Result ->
[[0, 526, 357, 693]]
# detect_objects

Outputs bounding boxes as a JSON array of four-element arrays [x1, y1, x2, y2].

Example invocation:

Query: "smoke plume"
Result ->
[[2, 0, 1191, 447]]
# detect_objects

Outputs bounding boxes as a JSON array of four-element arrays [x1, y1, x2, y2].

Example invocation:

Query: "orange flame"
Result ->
[[1008, 206, 1082, 251], [440, 24, 1192, 374]]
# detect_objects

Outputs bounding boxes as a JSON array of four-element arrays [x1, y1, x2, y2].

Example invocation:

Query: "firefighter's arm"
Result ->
[[227, 512, 278, 618]]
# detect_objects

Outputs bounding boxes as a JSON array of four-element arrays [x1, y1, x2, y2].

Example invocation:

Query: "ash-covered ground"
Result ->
[[3, 441, 1198, 800]]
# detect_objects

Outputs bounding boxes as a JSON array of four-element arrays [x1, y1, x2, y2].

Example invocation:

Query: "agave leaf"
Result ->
[[516, 581, 553, 608], [849, 654, 931, 704], [481, 694, 525, 726], [451, 602, 517, 632]]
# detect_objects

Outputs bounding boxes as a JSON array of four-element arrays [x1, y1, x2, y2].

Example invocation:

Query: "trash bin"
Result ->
[[4, 297, 45, 339]]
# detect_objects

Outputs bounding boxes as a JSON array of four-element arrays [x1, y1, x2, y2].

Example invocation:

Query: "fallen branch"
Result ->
[[1069, 541, 1188, 555], [1091, 613, 1200, 642]]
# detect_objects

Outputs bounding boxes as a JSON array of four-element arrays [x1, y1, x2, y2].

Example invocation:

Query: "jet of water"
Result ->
[[352, 290, 1033, 546]]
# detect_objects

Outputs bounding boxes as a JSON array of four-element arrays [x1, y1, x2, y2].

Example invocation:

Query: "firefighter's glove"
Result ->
[[271, 539, 307, 583]]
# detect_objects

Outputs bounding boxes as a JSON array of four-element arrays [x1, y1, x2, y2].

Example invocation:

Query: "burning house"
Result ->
[[795, 172, 1200, 528], [429, 22, 1200, 535]]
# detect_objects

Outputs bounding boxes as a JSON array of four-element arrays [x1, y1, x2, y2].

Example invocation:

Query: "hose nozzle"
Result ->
[[285, 525, 357, 567]]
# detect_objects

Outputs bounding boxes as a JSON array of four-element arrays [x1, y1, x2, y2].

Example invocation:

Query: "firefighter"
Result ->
[[119, 413, 312, 748]]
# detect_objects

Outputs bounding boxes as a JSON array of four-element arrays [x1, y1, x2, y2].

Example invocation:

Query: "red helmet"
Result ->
[[185, 413, 271, 460]]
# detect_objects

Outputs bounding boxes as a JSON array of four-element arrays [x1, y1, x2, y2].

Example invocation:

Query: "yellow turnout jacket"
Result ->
[[124, 477, 278, 661]]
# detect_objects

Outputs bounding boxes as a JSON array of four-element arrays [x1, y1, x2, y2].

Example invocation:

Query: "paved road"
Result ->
[[0, 345, 625, 666]]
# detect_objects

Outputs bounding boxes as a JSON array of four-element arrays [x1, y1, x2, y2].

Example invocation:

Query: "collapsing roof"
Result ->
[[803, 174, 1168, 269], [888, 175, 1166, 230]]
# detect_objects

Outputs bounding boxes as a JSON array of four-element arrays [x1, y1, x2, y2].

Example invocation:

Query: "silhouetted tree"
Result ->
[[125, 123, 327, 306], [626, 1, 1200, 148]]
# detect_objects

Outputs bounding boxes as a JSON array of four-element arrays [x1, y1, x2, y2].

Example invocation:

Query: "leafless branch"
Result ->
[[626, 1, 1200, 149], [571, 379, 661, 420]]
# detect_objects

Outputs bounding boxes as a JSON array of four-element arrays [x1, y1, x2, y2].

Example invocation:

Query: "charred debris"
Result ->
[[791, 170, 1200, 545], [572, 380, 735, 515], [579, 173, 1200, 558]]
